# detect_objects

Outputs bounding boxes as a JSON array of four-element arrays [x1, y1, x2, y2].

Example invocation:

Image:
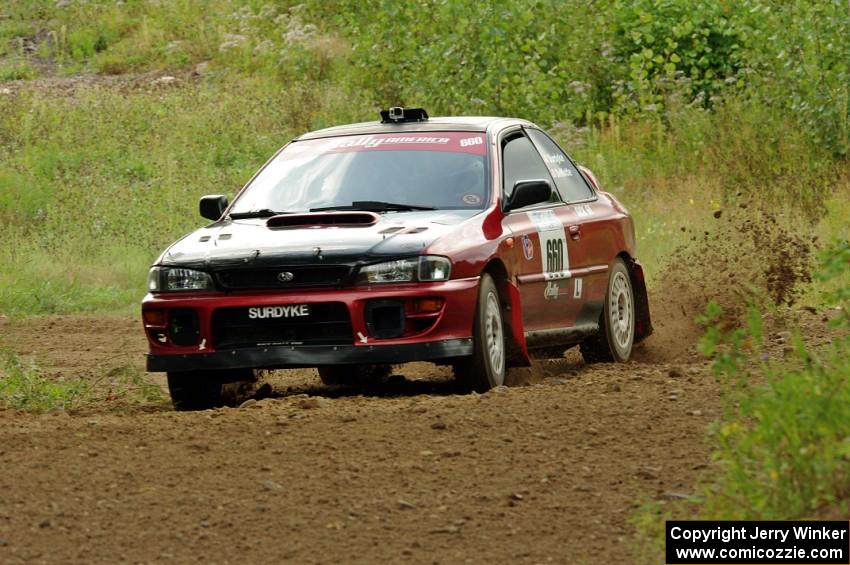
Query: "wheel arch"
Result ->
[[481, 258, 531, 366], [616, 251, 653, 343]]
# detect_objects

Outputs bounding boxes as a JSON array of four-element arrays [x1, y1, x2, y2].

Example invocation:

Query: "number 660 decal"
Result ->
[[527, 209, 570, 280]]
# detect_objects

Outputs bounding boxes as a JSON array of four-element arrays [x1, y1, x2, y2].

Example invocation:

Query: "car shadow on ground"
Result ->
[[268, 374, 464, 399], [260, 354, 592, 401]]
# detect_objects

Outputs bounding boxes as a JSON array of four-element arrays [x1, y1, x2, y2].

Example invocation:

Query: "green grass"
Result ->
[[0, 350, 88, 411], [0, 60, 36, 80], [0, 238, 148, 316], [0, 349, 165, 412], [0, 74, 370, 315], [0, 72, 847, 315]]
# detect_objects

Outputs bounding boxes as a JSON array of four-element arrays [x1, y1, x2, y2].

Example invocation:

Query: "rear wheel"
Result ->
[[167, 369, 254, 411], [317, 364, 392, 387], [580, 258, 635, 363], [454, 274, 506, 392]]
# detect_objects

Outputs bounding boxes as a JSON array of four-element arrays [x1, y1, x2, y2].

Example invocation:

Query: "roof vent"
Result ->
[[380, 107, 429, 124]]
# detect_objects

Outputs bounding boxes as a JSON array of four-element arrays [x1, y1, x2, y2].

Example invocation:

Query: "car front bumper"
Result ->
[[146, 339, 474, 372], [142, 277, 480, 373]]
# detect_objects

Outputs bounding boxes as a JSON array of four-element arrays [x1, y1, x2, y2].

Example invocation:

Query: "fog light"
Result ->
[[143, 309, 167, 326], [168, 309, 200, 346], [413, 298, 444, 314], [364, 299, 405, 339]]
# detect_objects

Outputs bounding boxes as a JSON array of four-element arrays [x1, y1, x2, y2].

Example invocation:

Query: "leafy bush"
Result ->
[[4, 1, 847, 155], [610, 0, 745, 114], [736, 0, 850, 158], [320, 1, 611, 125]]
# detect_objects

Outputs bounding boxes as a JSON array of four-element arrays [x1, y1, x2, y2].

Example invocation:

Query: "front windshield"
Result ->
[[230, 131, 488, 214]]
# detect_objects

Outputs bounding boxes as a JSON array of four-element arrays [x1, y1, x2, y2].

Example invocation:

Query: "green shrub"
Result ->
[[610, 0, 745, 114], [736, 0, 850, 158]]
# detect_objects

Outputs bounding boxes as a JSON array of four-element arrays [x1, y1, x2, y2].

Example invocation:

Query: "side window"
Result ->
[[501, 132, 559, 206], [526, 128, 594, 203]]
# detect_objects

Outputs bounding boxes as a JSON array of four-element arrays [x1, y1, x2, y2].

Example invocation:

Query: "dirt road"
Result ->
[[0, 315, 721, 564]]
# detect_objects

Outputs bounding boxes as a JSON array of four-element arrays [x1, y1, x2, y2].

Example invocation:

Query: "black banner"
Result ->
[[666, 521, 849, 564]]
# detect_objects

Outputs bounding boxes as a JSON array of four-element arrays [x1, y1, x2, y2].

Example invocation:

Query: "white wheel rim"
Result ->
[[484, 291, 505, 377], [609, 271, 633, 351]]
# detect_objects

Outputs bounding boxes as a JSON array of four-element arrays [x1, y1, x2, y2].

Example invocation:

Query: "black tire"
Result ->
[[167, 371, 225, 411], [453, 273, 506, 392], [317, 364, 392, 387], [580, 258, 635, 363], [167, 369, 255, 410]]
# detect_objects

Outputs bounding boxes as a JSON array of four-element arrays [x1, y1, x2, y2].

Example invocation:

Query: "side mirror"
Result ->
[[199, 194, 228, 221], [506, 179, 552, 211]]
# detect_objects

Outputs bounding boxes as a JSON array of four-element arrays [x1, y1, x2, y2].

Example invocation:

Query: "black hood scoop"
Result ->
[[266, 212, 379, 229]]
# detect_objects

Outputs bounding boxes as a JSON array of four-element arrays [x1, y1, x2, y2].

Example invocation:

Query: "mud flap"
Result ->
[[628, 259, 653, 343], [505, 280, 532, 366]]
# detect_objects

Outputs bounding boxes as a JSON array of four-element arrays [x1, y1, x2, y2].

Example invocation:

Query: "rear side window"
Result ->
[[526, 128, 594, 203], [501, 132, 559, 206]]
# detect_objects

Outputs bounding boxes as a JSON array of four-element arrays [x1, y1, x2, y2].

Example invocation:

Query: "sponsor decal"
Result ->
[[574, 278, 583, 298], [527, 209, 570, 280], [462, 193, 482, 205], [323, 135, 451, 150], [248, 305, 311, 319], [521, 234, 534, 260], [292, 132, 487, 157], [544, 281, 561, 300], [541, 152, 575, 178]]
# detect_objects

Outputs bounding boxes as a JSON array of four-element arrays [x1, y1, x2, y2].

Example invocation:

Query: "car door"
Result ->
[[525, 128, 608, 328], [499, 128, 579, 334]]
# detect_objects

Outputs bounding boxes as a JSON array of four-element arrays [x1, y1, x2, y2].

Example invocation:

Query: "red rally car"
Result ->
[[143, 107, 652, 409]]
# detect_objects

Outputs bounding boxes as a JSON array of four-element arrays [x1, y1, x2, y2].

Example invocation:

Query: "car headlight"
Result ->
[[148, 267, 214, 292], [356, 256, 452, 284]]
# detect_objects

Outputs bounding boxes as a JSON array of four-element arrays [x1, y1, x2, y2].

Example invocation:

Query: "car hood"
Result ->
[[157, 210, 482, 270]]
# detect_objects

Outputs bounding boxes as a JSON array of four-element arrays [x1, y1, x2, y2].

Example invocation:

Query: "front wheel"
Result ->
[[454, 273, 506, 392], [580, 258, 635, 363], [167, 369, 254, 410]]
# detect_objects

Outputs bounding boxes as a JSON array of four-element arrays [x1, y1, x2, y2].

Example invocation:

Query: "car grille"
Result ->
[[215, 265, 350, 290], [212, 303, 352, 349]]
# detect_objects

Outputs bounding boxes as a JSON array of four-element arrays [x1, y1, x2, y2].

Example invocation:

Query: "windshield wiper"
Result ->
[[228, 209, 290, 219], [310, 201, 436, 213]]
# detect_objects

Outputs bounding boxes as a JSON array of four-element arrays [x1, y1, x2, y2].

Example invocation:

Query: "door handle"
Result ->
[[568, 224, 581, 240]]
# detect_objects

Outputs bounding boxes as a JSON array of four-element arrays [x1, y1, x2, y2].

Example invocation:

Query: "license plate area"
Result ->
[[212, 302, 352, 348], [247, 304, 311, 319]]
